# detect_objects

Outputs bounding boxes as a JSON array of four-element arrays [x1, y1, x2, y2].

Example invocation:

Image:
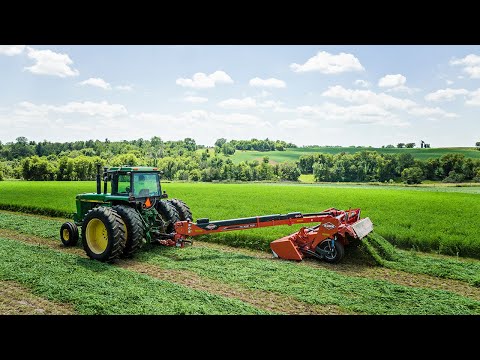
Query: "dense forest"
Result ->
[[0, 136, 479, 184]]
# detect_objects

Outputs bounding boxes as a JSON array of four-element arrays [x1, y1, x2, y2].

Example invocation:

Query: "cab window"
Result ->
[[133, 173, 160, 197]]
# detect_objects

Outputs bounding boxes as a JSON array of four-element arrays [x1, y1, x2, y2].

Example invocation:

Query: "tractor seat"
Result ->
[[138, 188, 150, 197]]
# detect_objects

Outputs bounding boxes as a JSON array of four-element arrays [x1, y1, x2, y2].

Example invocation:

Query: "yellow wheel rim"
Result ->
[[85, 218, 108, 254], [62, 228, 70, 241]]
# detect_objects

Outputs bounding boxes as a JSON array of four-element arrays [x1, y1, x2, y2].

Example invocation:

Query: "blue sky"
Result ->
[[1, 45, 479, 147]]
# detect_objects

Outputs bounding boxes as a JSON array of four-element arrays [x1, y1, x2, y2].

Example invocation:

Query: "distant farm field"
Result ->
[[222, 147, 480, 164], [1, 181, 480, 259]]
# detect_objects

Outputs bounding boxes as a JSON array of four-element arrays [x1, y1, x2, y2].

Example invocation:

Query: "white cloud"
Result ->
[[79, 77, 112, 90], [354, 79, 370, 88], [425, 88, 469, 102], [290, 51, 364, 74], [218, 97, 256, 109], [257, 90, 272, 98], [16, 100, 127, 118], [378, 74, 406, 88], [116, 85, 133, 91], [184, 96, 208, 103], [133, 110, 271, 144], [464, 67, 480, 78], [322, 85, 417, 110], [450, 54, 480, 79], [407, 106, 458, 118], [296, 103, 404, 126], [450, 54, 480, 66], [249, 77, 286, 88], [176, 70, 233, 88], [466, 89, 480, 106], [258, 100, 283, 109], [24, 47, 79, 77], [0, 45, 25, 56], [321, 85, 456, 120], [278, 119, 316, 129], [446, 80, 454, 85]]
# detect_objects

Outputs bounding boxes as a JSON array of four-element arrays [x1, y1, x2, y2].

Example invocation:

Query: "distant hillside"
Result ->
[[226, 147, 480, 164]]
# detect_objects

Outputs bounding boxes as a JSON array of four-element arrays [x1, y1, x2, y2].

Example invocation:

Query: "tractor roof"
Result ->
[[107, 166, 160, 172]]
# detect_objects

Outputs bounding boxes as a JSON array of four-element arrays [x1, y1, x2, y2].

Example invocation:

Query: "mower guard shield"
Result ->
[[270, 235, 303, 261], [351, 217, 374, 239]]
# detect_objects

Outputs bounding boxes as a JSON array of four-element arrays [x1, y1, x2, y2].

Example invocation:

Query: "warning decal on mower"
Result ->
[[322, 222, 336, 230], [205, 224, 218, 230]]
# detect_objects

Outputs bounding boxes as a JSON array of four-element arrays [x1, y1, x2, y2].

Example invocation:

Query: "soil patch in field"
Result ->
[[0, 280, 74, 315]]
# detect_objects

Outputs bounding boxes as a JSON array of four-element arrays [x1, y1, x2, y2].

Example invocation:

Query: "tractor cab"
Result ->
[[109, 166, 166, 200]]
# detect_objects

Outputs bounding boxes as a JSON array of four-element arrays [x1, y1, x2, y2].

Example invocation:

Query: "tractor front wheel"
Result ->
[[316, 239, 345, 264], [60, 222, 79, 247], [82, 207, 126, 262]]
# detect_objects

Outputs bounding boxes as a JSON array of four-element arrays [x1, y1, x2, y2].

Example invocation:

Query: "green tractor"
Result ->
[[60, 165, 192, 262]]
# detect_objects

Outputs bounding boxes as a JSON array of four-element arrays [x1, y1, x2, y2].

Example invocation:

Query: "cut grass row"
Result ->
[[1, 211, 479, 314], [0, 237, 267, 315], [5, 209, 478, 289]]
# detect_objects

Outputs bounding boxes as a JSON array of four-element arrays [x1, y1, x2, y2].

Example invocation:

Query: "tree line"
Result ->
[[0, 137, 479, 184]]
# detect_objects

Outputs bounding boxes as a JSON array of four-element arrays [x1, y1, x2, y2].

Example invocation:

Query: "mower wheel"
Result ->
[[156, 200, 180, 233], [316, 239, 345, 264], [60, 222, 79, 247], [167, 198, 193, 221], [82, 207, 126, 262], [112, 205, 145, 258]]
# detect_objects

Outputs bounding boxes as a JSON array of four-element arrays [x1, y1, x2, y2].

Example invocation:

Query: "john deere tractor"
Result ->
[[60, 165, 192, 262]]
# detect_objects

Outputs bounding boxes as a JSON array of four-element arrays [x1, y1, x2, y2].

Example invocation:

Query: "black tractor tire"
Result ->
[[81, 207, 126, 262], [60, 222, 79, 247], [167, 198, 193, 221], [156, 200, 180, 233], [112, 205, 145, 258], [315, 239, 345, 264]]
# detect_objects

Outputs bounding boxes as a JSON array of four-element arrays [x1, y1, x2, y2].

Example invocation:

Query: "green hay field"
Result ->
[[1, 181, 479, 259]]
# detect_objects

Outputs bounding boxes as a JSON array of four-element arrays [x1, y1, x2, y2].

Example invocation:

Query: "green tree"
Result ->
[[215, 138, 227, 148], [279, 162, 300, 181], [443, 171, 465, 183], [397, 143, 405, 148], [405, 143, 416, 148], [221, 143, 235, 155], [401, 167, 423, 184]]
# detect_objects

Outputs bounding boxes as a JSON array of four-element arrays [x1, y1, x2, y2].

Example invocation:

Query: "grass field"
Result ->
[[1, 211, 479, 314], [222, 146, 480, 164], [1, 180, 480, 259]]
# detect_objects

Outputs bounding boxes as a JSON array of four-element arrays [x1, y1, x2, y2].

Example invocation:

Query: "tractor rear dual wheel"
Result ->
[[156, 200, 180, 233], [112, 205, 145, 258], [167, 198, 193, 221], [82, 207, 126, 262]]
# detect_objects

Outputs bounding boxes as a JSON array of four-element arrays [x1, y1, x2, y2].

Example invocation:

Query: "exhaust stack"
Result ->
[[103, 167, 108, 194], [96, 164, 101, 194]]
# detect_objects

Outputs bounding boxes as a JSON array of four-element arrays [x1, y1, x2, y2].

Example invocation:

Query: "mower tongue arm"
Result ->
[[172, 208, 373, 263]]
